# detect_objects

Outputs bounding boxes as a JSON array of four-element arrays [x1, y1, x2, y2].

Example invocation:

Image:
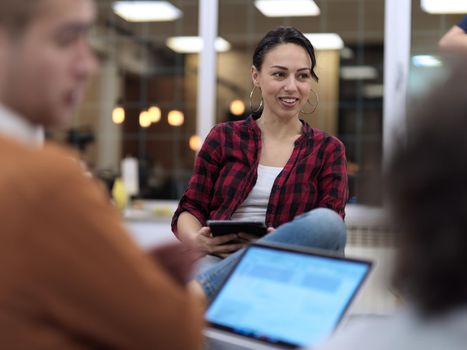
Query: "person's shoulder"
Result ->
[[0, 136, 62, 173], [39, 142, 86, 177], [304, 125, 344, 148], [315, 309, 449, 350], [315, 314, 401, 350], [208, 117, 256, 141], [0, 138, 103, 220], [0, 137, 89, 189], [326, 133, 345, 148], [0, 135, 35, 157], [212, 116, 252, 131]]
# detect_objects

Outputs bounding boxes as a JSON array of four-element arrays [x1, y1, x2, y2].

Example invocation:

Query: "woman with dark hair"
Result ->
[[172, 26, 348, 300], [315, 64, 467, 350]]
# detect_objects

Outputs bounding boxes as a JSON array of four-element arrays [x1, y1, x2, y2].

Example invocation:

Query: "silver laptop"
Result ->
[[204, 242, 372, 349]]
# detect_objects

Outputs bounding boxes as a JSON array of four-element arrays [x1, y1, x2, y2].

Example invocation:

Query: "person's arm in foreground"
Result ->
[[13, 146, 205, 349], [439, 16, 467, 55]]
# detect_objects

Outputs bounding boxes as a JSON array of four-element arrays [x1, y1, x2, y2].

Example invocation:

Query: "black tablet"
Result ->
[[207, 220, 268, 237]]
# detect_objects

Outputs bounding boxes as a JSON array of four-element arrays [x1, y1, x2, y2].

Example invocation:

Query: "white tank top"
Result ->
[[231, 164, 283, 222]]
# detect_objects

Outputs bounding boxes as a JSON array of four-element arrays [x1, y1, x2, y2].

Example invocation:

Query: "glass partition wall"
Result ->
[[409, 2, 464, 113], [51, 0, 389, 205]]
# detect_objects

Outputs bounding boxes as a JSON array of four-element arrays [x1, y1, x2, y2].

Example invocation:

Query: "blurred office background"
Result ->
[[50, 0, 462, 206], [47, 0, 467, 314]]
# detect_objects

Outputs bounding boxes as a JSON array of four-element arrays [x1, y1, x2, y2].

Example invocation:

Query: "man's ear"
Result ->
[[0, 29, 8, 68], [0, 28, 11, 56], [0, 28, 12, 94]]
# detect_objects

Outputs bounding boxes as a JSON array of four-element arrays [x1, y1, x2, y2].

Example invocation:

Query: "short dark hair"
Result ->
[[252, 26, 319, 82], [0, 0, 43, 35], [387, 64, 467, 316]]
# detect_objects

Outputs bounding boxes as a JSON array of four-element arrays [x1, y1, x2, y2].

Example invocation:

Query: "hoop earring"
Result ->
[[300, 89, 319, 115], [249, 86, 263, 113]]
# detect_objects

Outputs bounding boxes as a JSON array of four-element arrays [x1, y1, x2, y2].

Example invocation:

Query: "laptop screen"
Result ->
[[205, 243, 371, 348]]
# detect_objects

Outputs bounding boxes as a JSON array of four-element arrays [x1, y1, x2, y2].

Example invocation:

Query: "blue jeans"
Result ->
[[195, 208, 347, 301]]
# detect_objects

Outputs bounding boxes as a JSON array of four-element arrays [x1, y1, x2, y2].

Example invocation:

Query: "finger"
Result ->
[[197, 234, 236, 255], [235, 237, 254, 244], [267, 227, 275, 233], [237, 233, 258, 241], [210, 233, 238, 245], [212, 242, 246, 254], [199, 226, 212, 237]]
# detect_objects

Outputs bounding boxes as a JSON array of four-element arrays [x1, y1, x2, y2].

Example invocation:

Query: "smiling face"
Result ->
[[0, 0, 97, 128], [251, 43, 313, 121]]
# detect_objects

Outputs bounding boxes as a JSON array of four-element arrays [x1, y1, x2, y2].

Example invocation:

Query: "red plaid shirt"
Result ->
[[172, 115, 348, 236]]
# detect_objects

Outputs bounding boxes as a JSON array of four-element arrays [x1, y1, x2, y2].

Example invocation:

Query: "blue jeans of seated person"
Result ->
[[195, 207, 347, 301]]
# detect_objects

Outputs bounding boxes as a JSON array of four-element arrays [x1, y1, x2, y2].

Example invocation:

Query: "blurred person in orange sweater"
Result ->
[[0, 0, 204, 348]]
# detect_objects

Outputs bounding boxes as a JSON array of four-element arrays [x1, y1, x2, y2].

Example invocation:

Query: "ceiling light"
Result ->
[[112, 1, 182, 22], [340, 66, 378, 80], [421, 0, 467, 14], [254, 0, 320, 17], [304, 33, 344, 50], [412, 55, 442, 67], [166, 36, 231, 53]]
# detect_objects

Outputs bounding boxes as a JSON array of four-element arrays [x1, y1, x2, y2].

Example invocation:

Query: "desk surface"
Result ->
[[123, 200, 178, 248]]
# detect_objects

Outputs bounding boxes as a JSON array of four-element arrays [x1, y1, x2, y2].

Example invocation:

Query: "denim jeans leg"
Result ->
[[262, 207, 347, 253], [195, 248, 246, 301], [195, 207, 347, 301]]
